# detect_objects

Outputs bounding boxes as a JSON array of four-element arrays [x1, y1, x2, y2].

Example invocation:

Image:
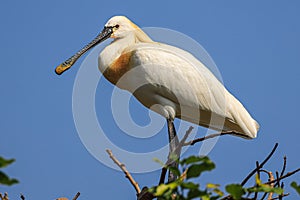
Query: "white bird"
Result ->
[[55, 16, 259, 180]]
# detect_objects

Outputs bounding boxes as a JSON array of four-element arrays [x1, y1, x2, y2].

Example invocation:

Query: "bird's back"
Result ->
[[103, 39, 260, 138]]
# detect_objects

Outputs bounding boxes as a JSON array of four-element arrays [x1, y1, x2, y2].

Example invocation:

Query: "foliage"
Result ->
[[149, 155, 293, 200], [0, 156, 19, 186], [291, 181, 300, 195]]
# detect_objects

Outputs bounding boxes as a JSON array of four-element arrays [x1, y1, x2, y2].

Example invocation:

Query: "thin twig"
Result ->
[[267, 171, 274, 200], [270, 193, 289, 200], [279, 182, 284, 200], [137, 187, 154, 200], [244, 167, 300, 199], [280, 156, 287, 177], [260, 192, 268, 200], [264, 168, 300, 185], [72, 192, 80, 200], [241, 143, 279, 186], [183, 131, 247, 146], [275, 171, 280, 188], [0, 193, 9, 200], [106, 149, 141, 194], [20, 194, 25, 200], [253, 161, 260, 199], [178, 126, 194, 147], [179, 168, 188, 181], [222, 144, 279, 200], [258, 170, 275, 200], [274, 156, 287, 188], [159, 167, 167, 185]]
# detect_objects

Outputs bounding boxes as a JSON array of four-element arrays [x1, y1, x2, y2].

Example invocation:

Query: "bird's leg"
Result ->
[[166, 118, 180, 183]]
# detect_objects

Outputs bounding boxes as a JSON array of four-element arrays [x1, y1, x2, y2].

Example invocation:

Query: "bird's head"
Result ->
[[105, 16, 140, 39], [55, 15, 140, 75]]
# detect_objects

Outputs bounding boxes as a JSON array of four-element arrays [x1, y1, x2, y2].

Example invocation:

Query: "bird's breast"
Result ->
[[102, 51, 133, 85]]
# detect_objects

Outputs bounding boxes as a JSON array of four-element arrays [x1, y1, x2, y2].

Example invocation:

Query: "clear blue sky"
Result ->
[[1, 1, 300, 199]]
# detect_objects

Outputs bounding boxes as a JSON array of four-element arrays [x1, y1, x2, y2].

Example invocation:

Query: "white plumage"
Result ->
[[56, 16, 259, 139], [98, 16, 259, 138]]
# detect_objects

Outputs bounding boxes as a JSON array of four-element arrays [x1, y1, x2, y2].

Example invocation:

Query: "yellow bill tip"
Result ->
[[55, 63, 71, 75]]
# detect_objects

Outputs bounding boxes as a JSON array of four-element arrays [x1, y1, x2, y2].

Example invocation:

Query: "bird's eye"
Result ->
[[115, 24, 120, 29]]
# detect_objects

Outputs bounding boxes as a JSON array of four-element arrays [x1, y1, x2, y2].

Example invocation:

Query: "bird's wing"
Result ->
[[122, 42, 259, 138]]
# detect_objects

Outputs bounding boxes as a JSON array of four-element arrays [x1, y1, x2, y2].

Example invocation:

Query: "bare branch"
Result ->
[[260, 192, 268, 200], [274, 171, 280, 189], [183, 131, 247, 146], [267, 171, 274, 200], [137, 187, 154, 200], [72, 192, 80, 200], [106, 149, 141, 194], [20, 194, 25, 200], [243, 168, 300, 200], [269, 193, 289, 200], [253, 161, 260, 199], [241, 143, 279, 186], [179, 126, 194, 147], [56, 192, 80, 200], [279, 182, 284, 200], [264, 168, 300, 185], [222, 144, 280, 200], [280, 156, 287, 178], [256, 170, 275, 200], [274, 156, 287, 189], [0, 193, 9, 200], [159, 167, 167, 185], [179, 168, 188, 181]]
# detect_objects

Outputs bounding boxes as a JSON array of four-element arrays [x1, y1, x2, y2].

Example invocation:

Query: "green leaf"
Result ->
[[248, 185, 283, 194], [225, 184, 246, 200], [187, 189, 207, 199], [273, 187, 284, 194], [0, 171, 19, 186], [161, 189, 174, 199], [169, 166, 181, 177], [186, 161, 215, 179], [154, 182, 179, 196], [249, 174, 283, 195], [0, 157, 15, 168], [147, 187, 156, 194], [291, 182, 300, 195], [201, 195, 210, 200], [181, 156, 207, 165], [206, 183, 220, 189], [181, 182, 199, 189], [153, 158, 164, 166], [201, 194, 211, 200], [255, 174, 262, 185], [212, 188, 224, 197], [154, 184, 169, 196]]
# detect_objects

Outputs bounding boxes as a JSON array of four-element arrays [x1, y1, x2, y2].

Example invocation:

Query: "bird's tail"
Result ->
[[226, 94, 260, 139]]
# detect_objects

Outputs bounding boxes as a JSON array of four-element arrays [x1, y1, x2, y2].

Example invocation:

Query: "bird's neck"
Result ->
[[98, 30, 153, 85], [99, 34, 134, 73]]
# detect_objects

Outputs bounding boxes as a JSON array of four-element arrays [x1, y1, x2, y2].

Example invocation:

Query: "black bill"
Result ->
[[55, 26, 113, 75]]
